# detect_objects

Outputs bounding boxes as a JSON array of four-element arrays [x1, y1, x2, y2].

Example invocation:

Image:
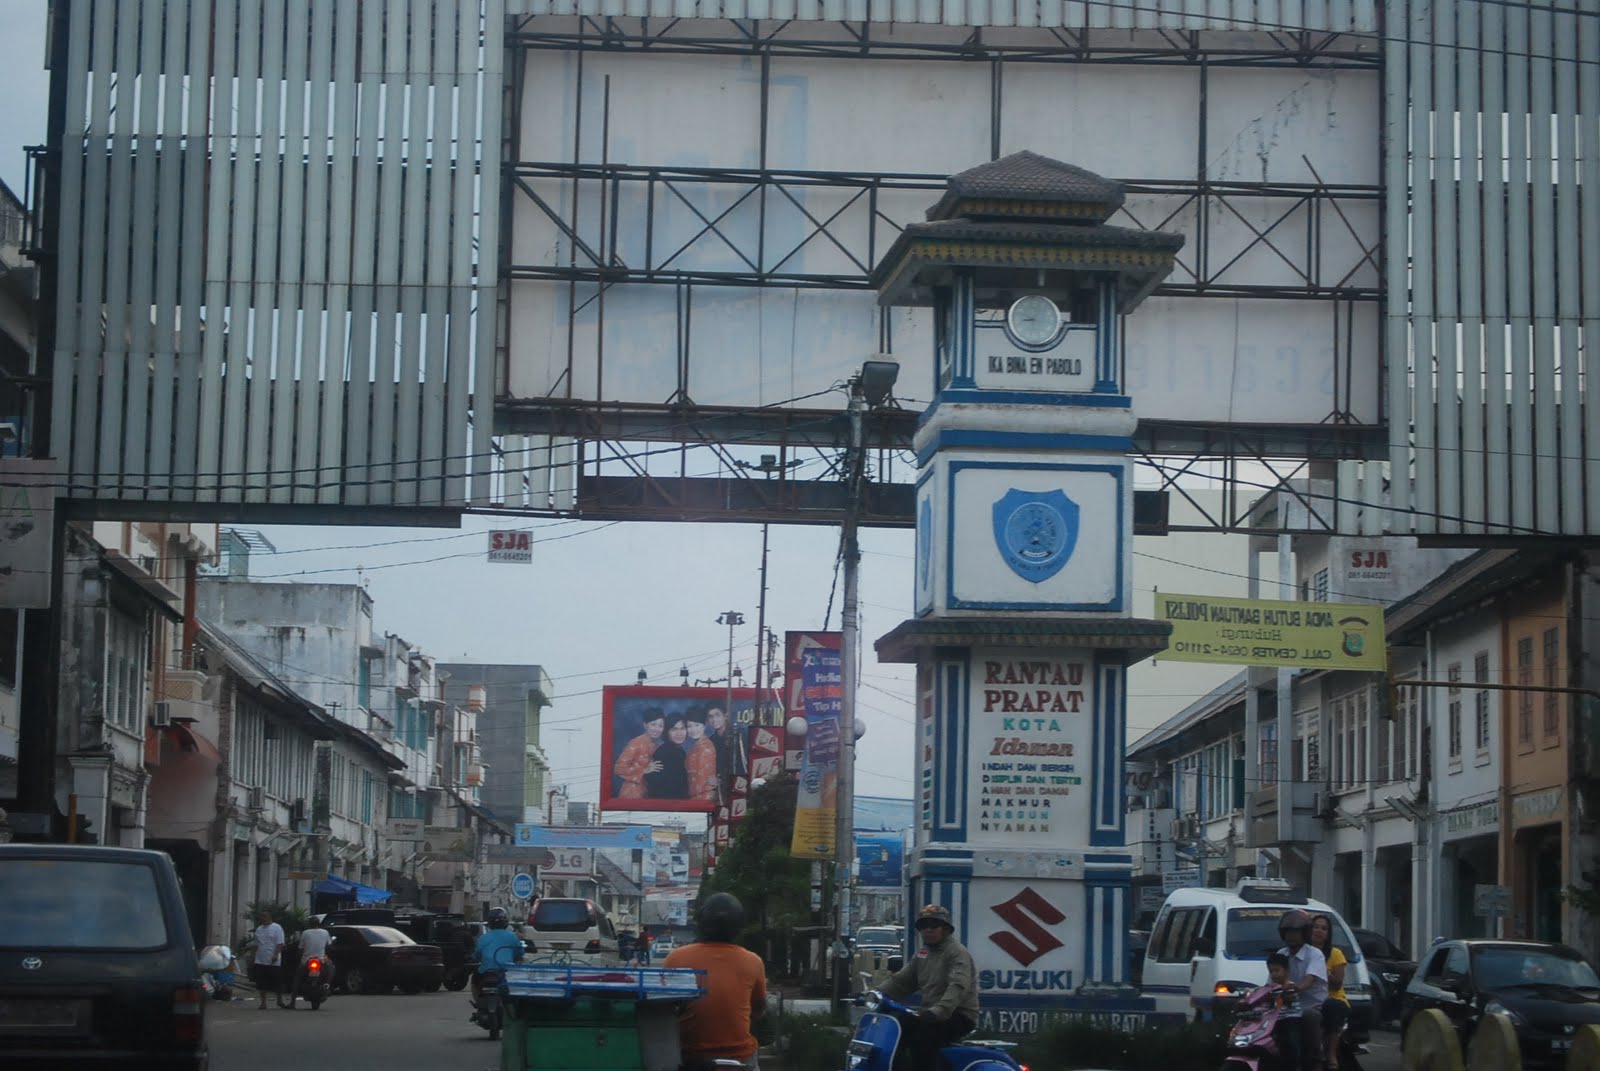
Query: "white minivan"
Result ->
[[1140, 879, 1374, 1035]]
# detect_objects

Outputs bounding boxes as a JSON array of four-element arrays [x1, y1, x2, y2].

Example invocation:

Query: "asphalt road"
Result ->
[[205, 988, 1408, 1071], [209, 988, 500, 1071]]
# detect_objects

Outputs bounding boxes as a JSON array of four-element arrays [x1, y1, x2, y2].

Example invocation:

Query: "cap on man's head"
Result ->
[[915, 904, 954, 931]]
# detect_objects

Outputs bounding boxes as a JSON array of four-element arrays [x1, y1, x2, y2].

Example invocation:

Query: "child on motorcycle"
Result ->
[[1266, 953, 1303, 1071]]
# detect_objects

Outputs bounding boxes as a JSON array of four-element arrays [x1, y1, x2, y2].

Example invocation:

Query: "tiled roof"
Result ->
[[875, 616, 1171, 664], [928, 151, 1125, 221]]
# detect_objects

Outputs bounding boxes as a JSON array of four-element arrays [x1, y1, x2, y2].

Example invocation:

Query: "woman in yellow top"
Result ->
[[1310, 914, 1349, 1071]]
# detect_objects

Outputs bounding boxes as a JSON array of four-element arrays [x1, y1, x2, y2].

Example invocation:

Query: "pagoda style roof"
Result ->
[[872, 152, 1184, 313], [875, 616, 1172, 665], [927, 151, 1125, 223]]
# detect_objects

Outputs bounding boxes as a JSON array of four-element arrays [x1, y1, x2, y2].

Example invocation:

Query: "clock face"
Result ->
[[1006, 294, 1062, 346]]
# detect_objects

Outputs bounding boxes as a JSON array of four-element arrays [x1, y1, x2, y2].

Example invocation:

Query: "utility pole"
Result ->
[[833, 378, 866, 1009], [716, 608, 745, 732]]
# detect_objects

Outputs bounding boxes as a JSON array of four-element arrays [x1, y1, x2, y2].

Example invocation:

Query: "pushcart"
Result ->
[[495, 963, 706, 1071]]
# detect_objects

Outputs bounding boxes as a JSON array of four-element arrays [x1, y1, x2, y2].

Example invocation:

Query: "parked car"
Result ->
[[325, 925, 445, 994], [519, 898, 620, 965], [1139, 878, 1374, 1038], [0, 844, 208, 1068], [1401, 939, 1600, 1068], [1352, 927, 1417, 1025]]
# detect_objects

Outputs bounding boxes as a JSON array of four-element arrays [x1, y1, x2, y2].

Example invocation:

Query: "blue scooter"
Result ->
[[845, 991, 1026, 1071]]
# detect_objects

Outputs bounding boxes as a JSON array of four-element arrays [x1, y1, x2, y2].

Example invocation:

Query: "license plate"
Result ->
[[0, 997, 90, 1034], [1553, 1040, 1573, 1053]]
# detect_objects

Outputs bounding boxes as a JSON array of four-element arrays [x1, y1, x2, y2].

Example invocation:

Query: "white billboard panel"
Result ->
[[507, 40, 1381, 432]]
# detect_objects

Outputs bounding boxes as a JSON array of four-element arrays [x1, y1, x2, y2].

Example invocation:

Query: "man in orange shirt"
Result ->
[[663, 893, 767, 1071]]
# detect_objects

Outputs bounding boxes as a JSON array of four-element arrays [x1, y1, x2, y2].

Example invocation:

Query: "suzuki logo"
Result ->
[[21, 957, 42, 971], [988, 887, 1065, 967]]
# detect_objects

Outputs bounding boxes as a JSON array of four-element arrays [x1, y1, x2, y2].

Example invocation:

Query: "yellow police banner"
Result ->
[[1156, 593, 1386, 671]]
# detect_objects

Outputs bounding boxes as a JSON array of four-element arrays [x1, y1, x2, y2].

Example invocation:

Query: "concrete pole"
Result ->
[[834, 381, 864, 1004]]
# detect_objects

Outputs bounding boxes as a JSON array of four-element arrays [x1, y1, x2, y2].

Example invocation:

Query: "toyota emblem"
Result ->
[[21, 956, 42, 970]]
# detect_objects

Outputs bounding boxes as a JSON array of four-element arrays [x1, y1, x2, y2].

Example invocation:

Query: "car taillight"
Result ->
[[586, 940, 602, 953], [173, 986, 204, 1044], [307, 958, 323, 976]]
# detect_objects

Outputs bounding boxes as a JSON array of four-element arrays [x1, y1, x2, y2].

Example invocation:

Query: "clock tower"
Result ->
[[872, 152, 1184, 1027]]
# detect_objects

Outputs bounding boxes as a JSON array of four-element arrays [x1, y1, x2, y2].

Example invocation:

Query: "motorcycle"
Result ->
[[277, 955, 331, 1010], [469, 970, 504, 1040], [1219, 984, 1292, 1071], [845, 990, 1024, 1071]]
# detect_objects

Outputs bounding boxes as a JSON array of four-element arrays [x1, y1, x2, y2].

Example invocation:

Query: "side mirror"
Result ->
[[1441, 972, 1470, 997]]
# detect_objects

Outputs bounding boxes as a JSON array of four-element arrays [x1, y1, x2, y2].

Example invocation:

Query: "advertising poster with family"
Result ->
[[600, 686, 761, 813]]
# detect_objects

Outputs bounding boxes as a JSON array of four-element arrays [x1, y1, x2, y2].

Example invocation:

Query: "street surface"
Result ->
[[206, 989, 1405, 1071]]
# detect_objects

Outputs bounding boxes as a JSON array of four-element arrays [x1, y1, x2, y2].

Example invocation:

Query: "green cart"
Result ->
[[496, 964, 706, 1071]]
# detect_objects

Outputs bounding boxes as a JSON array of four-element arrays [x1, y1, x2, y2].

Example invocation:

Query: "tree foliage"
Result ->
[[698, 773, 816, 957]]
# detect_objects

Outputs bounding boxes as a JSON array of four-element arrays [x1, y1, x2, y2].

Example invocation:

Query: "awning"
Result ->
[[163, 723, 223, 764], [311, 874, 394, 904]]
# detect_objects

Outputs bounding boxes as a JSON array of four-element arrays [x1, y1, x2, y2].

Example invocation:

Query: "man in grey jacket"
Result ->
[[879, 904, 980, 1070]]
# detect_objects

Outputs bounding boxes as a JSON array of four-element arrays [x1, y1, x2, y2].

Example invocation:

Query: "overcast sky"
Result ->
[[0, 4, 1245, 827]]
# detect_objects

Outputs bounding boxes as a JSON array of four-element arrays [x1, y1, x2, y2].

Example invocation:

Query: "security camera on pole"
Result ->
[[871, 152, 1184, 1031]]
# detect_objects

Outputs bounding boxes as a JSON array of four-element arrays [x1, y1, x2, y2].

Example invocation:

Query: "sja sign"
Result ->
[[488, 529, 533, 563]]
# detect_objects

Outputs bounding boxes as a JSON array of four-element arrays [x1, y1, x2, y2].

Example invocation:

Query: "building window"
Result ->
[[1293, 709, 1320, 782], [105, 609, 149, 732], [1331, 688, 1369, 791], [1543, 627, 1561, 740], [1474, 652, 1492, 754], [1313, 569, 1330, 602], [1517, 637, 1535, 745], [1446, 663, 1463, 762], [357, 658, 372, 713], [361, 769, 374, 824], [1260, 720, 1279, 786]]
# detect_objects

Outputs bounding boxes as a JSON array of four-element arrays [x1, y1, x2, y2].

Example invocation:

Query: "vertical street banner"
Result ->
[[787, 631, 843, 859]]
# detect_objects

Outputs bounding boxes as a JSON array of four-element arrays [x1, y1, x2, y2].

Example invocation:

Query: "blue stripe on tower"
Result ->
[[953, 276, 975, 385], [938, 658, 965, 837], [1084, 888, 1100, 981], [1096, 281, 1117, 392]]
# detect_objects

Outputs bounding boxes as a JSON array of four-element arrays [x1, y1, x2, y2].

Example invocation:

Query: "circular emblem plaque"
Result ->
[[1004, 501, 1068, 566]]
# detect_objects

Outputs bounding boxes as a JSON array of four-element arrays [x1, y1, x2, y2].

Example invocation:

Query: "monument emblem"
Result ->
[[992, 489, 1079, 583]]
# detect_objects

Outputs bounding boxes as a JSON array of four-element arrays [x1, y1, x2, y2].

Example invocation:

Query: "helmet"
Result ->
[[914, 904, 954, 932], [1278, 909, 1312, 935], [487, 908, 510, 930], [696, 893, 745, 943]]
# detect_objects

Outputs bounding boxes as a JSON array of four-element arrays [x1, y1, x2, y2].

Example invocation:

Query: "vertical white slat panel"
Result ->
[[295, 0, 336, 503], [344, 0, 387, 507], [1504, 0, 1535, 533], [1430, 0, 1458, 534], [1552, 4, 1582, 530], [471, 0, 507, 505], [1258, 0, 1282, 33], [419, 0, 457, 506], [393, 0, 433, 507], [1382, 0, 1410, 535], [73, 4, 119, 493], [121, 0, 165, 498], [318, 0, 361, 505], [551, 437, 578, 511], [272, 0, 310, 504], [247, 1, 287, 504], [445, 2, 478, 505], [1407, 0, 1435, 534], [1278, 0, 1304, 33], [50, 0, 91, 465], [1527, 0, 1559, 533], [221, 0, 263, 504], [97, 0, 142, 494], [1354, 0, 1377, 32], [148, 0, 188, 499], [1480, 0, 1509, 533], [173, 0, 212, 502], [1580, 0, 1600, 531], [1326, 0, 1350, 32], [1455, 0, 1484, 535], [196, 0, 238, 503], [894, 0, 922, 24], [366, 0, 411, 506], [1304, 0, 1327, 35]]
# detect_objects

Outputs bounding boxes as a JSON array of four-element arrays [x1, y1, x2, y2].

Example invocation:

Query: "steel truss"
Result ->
[[496, 17, 1384, 533]]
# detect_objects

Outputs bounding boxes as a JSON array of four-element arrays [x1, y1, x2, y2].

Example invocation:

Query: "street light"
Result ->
[[637, 668, 648, 686], [679, 664, 689, 687], [716, 610, 745, 733]]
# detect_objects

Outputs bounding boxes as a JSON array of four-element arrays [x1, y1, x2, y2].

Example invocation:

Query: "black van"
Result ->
[[0, 844, 208, 1069]]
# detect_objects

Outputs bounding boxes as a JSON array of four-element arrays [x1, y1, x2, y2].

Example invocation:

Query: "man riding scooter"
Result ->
[[878, 904, 980, 1071], [471, 908, 524, 1006]]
